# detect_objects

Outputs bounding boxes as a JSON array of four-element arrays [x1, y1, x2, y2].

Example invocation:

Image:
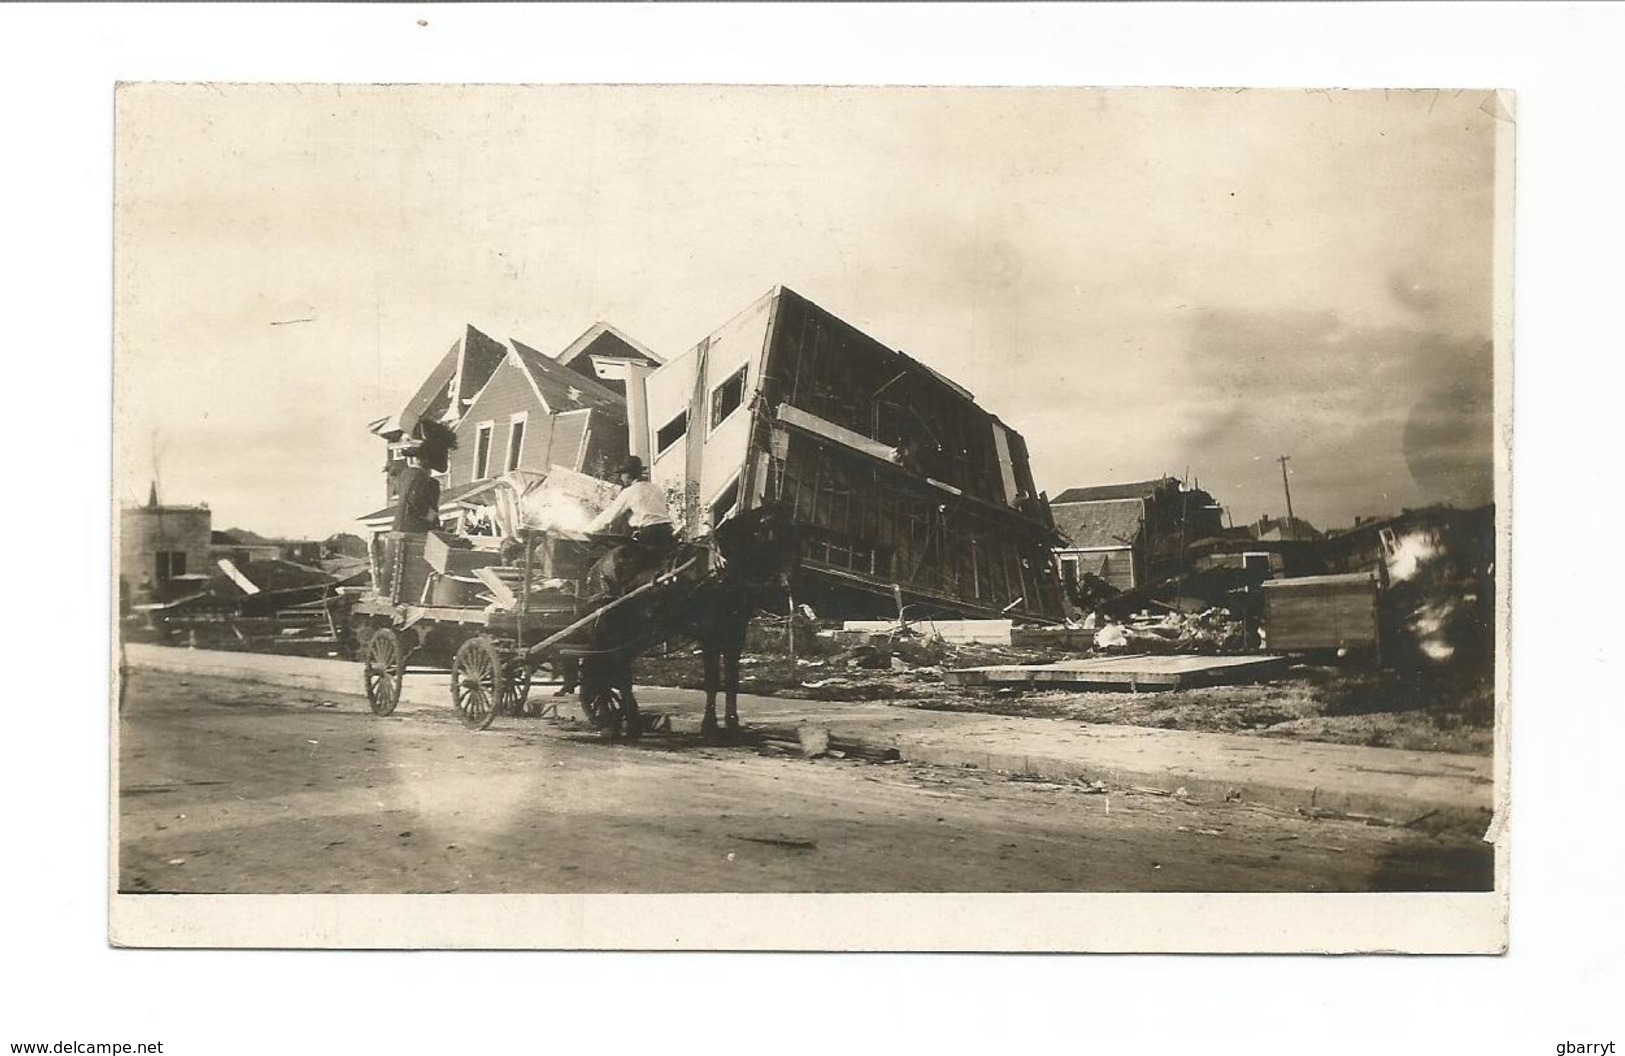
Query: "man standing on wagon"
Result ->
[[390, 420, 456, 533], [584, 455, 676, 595]]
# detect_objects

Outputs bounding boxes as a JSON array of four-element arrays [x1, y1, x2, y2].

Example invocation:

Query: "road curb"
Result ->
[[736, 718, 1491, 831]]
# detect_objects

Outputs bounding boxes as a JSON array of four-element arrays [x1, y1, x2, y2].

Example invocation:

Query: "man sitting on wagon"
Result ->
[[583, 455, 677, 596]]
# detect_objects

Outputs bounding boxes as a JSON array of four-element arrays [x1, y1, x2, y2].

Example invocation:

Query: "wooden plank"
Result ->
[[842, 619, 1013, 645], [776, 403, 899, 464], [943, 654, 1289, 689], [474, 567, 517, 609]]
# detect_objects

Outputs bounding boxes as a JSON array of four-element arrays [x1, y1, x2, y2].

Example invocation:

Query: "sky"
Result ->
[[115, 84, 1502, 539]]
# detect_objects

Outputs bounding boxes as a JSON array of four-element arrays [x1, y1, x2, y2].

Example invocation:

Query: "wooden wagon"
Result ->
[[349, 468, 690, 731]]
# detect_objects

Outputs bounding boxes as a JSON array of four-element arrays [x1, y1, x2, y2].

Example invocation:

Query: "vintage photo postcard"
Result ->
[[111, 83, 1510, 951]]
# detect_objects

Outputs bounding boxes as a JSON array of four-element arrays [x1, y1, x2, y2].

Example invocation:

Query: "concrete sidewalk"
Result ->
[[126, 643, 1495, 831]]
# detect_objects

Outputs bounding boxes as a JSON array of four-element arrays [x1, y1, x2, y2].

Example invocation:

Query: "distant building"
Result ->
[[119, 484, 213, 608], [1250, 514, 1321, 542], [323, 533, 370, 560], [208, 529, 281, 565], [1049, 477, 1224, 593]]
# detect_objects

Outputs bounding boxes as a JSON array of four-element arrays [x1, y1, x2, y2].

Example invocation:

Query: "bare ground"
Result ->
[[118, 670, 1493, 894]]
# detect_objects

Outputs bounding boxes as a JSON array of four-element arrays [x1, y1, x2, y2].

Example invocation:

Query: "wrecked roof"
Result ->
[[1052, 497, 1144, 550], [508, 339, 628, 414], [1051, 478, 1180, 505], [217, 558, 334, 596], [393, 325, 509, 436]]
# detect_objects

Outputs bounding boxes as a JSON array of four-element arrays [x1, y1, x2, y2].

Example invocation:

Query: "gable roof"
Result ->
[[391, 325, 509, 436], [555, 322, 662, 371], [508, 339, 629, 416], [1052, 497, 1145, 550], [395, 338, 460, 435], [1051, 477, 1180, 505]]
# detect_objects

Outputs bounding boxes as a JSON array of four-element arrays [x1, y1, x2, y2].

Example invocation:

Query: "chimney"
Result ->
[[587, 356, 655, 464], [147, 481, 159, 508]]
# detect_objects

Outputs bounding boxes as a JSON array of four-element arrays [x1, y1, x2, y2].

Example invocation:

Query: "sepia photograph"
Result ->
[[111, 82, 1508, 949], [13, 0, 1625, 1051]]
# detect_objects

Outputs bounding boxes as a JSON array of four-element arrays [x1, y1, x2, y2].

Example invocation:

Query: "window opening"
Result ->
[[505, 418, 526, 473], [656, 411, 688, 454], [474, 423, 494, 479], [710, 477, 741, 527], [710, 365, 747, 428]]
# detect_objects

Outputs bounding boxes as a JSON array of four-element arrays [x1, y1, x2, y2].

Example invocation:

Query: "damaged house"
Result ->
[[360, 322, 662, 532], [631, 286, 1064, 621], [1049, 477, 1224, 597]]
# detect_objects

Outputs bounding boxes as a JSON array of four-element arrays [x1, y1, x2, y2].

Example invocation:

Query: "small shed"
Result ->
[[1261, 572, 1381, 654]]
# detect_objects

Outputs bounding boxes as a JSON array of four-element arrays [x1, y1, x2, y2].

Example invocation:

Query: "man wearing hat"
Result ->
[[584, 455, 676, 594], [390, 420, 455, 533]]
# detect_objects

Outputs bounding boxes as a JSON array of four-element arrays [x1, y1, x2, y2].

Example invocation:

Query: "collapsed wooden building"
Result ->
[[630, 286, 1065, 622]]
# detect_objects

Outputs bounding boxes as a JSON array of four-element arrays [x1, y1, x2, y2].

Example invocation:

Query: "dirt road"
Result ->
[[117, 670, 1491, 894]]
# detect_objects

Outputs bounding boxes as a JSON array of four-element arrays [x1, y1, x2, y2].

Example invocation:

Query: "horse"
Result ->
[[576, 502, 800, 743]]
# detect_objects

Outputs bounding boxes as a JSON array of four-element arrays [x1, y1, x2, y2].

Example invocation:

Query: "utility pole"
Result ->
[[1277, 454, 1295, 527]]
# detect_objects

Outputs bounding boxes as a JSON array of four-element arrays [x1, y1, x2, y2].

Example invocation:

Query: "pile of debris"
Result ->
[[1090, 608, 1246, 655]]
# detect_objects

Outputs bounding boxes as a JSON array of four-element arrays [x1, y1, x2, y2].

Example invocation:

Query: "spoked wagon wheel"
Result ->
[[363, 627, 405, 716], [451, 636, 509, 731]]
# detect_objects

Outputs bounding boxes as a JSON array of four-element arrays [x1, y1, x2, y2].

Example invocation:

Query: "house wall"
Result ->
[[1057, 547, 1138, 592], [448, 357, 541, 486], [647, 291, 775, 532], [449, 354, 634, 489], [120, 506, 212, 591]]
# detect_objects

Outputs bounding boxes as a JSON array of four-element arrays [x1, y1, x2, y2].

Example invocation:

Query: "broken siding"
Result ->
[[760, 289, 1039, 510], [765, 430, 1050, 612], [755, 288, 1062, 619]]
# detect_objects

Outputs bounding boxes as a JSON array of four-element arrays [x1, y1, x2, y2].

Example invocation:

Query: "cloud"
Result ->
[[1388, 269, 1443, 313], [1403, 342, 1494, 506], [1169, 309, 1495, 526]]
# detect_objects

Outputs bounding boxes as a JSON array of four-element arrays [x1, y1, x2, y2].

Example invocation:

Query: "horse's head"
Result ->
[[712, 501, 801, 586]]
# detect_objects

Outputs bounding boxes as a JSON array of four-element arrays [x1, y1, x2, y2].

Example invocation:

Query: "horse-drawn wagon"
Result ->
[[350, 467, 700, 732]]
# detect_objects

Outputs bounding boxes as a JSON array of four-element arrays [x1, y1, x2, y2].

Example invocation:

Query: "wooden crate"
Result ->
[[424, 530, 505, 577], [1261, 572, 1380, 652], [373, 532, 433, 605]]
